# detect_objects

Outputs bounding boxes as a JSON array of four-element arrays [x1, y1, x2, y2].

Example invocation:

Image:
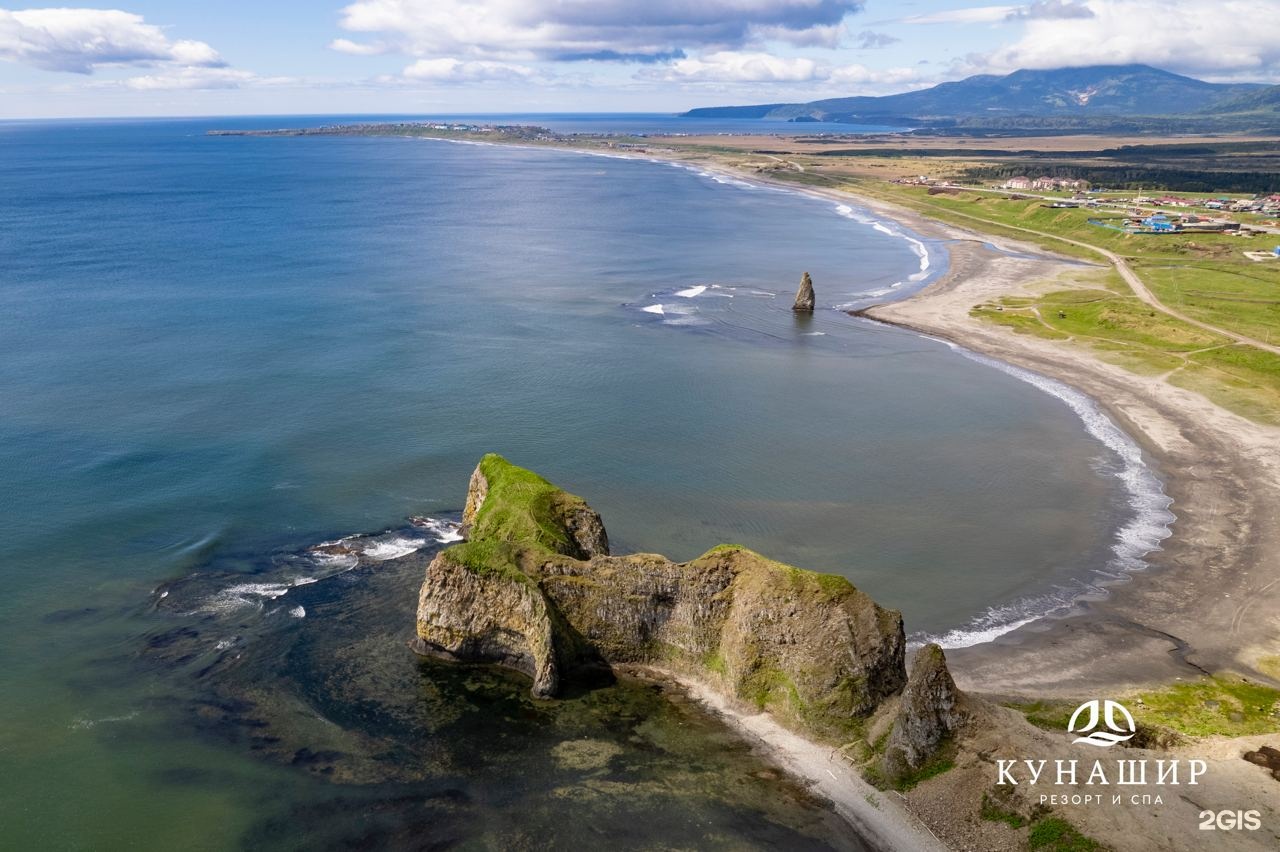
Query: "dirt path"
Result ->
[[898, 198, 1280, 356]]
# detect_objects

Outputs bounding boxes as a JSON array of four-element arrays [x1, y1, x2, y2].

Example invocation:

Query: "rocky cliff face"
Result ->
[[882, 643, 963, 782], [415, 454, 912, 741], [792, 272, 816, 312]]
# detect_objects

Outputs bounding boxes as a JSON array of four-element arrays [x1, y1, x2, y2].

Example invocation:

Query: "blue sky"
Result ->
[[1, 0, 1277, 118]]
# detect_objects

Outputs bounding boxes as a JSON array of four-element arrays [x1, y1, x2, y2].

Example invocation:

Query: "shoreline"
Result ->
[[861, 234, 1280, 696], [553, 144, 1223, 667], [187, 123, 1279, 849], [595, 145, 1280, 696], [628, 666, 949, 852], [408, 125, 1280, 689]]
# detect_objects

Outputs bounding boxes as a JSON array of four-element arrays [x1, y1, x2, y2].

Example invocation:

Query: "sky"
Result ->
[[0, 0, 1278, 118]]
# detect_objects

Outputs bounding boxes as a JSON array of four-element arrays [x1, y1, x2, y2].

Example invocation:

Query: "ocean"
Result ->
[[0, 117, 1169, 848]]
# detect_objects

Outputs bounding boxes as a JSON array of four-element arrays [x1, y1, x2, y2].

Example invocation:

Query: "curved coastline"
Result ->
[[439, 135, 1280, 696], [645, 158, 1183, 651], [818, 200, 1280, 695], [665, 157, 1189, 652], [194, 124, 1280, 851], [475, 138, 1180, 653]]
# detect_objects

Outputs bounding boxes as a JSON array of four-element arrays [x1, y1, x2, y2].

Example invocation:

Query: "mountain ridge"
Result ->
[[682, 65, 1271, 128]]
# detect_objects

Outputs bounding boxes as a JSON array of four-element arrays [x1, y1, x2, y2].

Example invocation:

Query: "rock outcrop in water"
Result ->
[[415, 454, 910, 740], [792, 272, 816, 312], [881, 643, 963, 782]]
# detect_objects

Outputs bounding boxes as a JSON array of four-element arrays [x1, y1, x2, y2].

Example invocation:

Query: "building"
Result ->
[[1002, 176, 1032, 190]]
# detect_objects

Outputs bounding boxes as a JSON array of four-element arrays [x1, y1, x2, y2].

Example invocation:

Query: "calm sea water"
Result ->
[[0, 118, 1154, 849]]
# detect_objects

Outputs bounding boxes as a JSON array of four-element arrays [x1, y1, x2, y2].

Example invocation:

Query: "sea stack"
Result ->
[[792, 272, 816, 312], [882, 643, 963, 783]]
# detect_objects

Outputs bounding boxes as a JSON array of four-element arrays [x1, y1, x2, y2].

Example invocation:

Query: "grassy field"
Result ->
[[1010, 676, 1280, 739]]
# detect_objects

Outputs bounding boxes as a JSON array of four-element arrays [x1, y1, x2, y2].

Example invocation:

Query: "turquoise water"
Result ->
[[0, 118, 1142, 848]]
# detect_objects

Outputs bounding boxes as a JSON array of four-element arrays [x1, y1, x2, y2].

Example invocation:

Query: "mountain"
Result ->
[[682, 65, 1266, 125], [1205, 84, 1280, 115]]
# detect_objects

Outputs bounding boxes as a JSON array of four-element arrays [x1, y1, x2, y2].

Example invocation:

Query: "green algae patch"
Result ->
[[551, 739, 623, 772]]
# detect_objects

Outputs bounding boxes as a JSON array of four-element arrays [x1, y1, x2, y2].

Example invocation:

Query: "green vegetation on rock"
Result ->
[[415, 455, 913, 745], [460, 453, 605, 558]]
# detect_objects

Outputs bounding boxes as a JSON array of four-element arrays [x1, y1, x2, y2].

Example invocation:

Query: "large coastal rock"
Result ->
[[415, 454, 908, 739], [792, 272, 816, 312], [882, 643, 963, 781]]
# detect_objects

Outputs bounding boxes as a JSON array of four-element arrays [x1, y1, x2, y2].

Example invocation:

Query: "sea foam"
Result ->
[[920, 343, 1175, 649], [412, 516, 464, 543], [833, 203, 932, 282], [360, 537, 423, 562]]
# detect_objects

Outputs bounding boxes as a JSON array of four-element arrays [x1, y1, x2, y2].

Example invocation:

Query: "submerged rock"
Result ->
[[792, 272, 816, 312], [415, 454, 907, 740], [881, 643, 962, 782]]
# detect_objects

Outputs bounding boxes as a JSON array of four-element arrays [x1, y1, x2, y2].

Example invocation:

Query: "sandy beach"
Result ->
[[656, 157, 1280, 698], [621, 151, 1280, 849], [845, 200, 1280, 698], [632, 667, 951, 852]]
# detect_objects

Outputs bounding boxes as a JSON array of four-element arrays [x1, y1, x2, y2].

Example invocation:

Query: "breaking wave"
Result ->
[[186, 517, 464, 616], [919, 344, 1175, 649]]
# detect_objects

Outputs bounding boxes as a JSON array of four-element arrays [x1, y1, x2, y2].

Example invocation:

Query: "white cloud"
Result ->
[[333, 0, 866, 61], [750, 22, 847, 49], [904, 6, 1017, 25], [979, 0, 1280, 76], [0, 8, 224, 73], [653, 51, 822, 82], [329, 37, 388, 56], [121, 68, 260, 91], [828, 64, 918, 86], [644, 50, 920, 87], [1005, 0, 1094, 20], [853, 30, 899, 49], [402, 58, 534, 82], [905, 1, 1093, 24]]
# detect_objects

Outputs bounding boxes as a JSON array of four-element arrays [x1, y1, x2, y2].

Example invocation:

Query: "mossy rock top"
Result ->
[[417, 454, 910, 739]]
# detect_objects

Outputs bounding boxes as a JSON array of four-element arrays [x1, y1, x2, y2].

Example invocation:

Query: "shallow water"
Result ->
[[0, 118, 1158, 847]]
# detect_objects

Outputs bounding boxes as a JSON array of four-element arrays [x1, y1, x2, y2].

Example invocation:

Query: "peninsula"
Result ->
[[416, 453, 963, 849]]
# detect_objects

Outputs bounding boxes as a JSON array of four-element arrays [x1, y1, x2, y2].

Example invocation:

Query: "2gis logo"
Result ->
[[1200, 810, 1262, 831]]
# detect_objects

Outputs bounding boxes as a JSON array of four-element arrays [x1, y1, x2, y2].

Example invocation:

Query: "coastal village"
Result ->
[[896, 173, 1280, 258]]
